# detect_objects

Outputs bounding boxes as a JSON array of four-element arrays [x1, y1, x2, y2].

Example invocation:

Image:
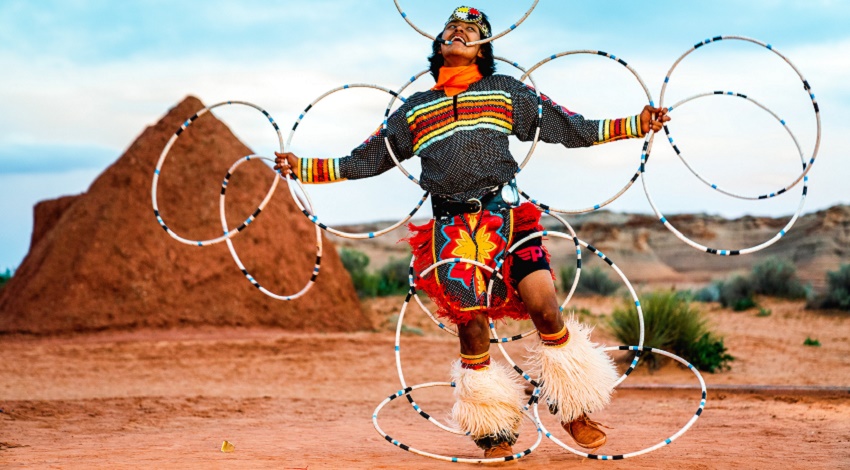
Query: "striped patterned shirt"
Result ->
[[300, 74, 643, 197]]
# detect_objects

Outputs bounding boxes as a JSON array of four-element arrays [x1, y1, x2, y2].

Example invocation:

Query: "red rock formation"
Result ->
[[0, 96, 366, 334]]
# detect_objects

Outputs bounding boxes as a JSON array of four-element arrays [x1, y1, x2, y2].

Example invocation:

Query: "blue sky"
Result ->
[[2, 0, 849, 270]]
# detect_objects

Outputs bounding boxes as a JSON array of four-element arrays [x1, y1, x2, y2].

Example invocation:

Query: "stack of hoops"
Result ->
[[151, 1, 821, 464]]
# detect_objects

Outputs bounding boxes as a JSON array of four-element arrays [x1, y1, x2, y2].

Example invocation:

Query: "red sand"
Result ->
[[1, 297, 848, 469]]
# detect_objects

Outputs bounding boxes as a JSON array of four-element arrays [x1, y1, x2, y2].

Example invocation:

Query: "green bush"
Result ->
[[559, 265, 576, 293], [718, 275, 756, 311], [0, 268, 12, 292], [339, 248, 369, 274], [560, 265, 619, 296], [339, 248, 411, 298], [808, 264, 850, 311], [375, 257, 412, 296], [693, 283, 721, 303], [803, 337, 821, 347], [750, 257, 807, 299], [340, 248, 375, 297], [609, 290, 733, 373]]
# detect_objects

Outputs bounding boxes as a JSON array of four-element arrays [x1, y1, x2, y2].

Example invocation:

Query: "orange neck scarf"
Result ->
[[431, 65, 483, 97]]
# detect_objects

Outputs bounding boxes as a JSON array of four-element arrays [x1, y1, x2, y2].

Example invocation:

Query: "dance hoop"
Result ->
[[219, 155, 323, 301], [641, 92, 809, 255], [664, 91, 806, 200], [489, 233, 645, 388], [533, 346, 707, 460], [476, 210, 583, 345], [659, 35, 821, 194], [407, 257, 460, 337], [382, 57, 542, 185], [392, 0, 539, 46], [373, 381, 543, 463], [285, 83, 429, 239], [516, 50, 654, 214], [152, 100, 284, 246], [396, 257, 508, 434]]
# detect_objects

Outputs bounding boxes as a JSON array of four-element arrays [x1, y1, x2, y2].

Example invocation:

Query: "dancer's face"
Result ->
[[439, 21, 483, 67]]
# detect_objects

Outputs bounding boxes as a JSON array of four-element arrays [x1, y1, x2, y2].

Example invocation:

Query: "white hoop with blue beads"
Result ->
[[219, 155, 323, 301], [641, 90, 809, 255], [532, 346, 707, 460], [516, 49, 655, 214], [284, 83, 430, 239], [488, 232, 646, 388], [662, 90, 806, 200], [392, 0, 539, 46], [659, 36, 821, 193], [151, 100, 284, 246], [372, 381, 544, 463]]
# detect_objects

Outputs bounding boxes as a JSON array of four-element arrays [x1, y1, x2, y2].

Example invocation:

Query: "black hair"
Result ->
[[427, 13, 496, 80]]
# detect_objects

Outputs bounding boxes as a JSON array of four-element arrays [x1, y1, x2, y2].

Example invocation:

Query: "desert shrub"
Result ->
[[560, 265, 619, 296], [609, 290, 733, 373], [686, 333, 734, 373], [339, 248, 375, 297], [339, 249, 411, 298], [580, 266, 620, 295], [749, 257, 807, 299], [375, 257, 412, 296], [559, 265, 576, 293], [718, 275, 756, 311], [693, 282, 721, 303], [807, 264, 850, 311], [340, 248, 369, 274], [803, 337, 821, 347], [0, 268, 11, 292]]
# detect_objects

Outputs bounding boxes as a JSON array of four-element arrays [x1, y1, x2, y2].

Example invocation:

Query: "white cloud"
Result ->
[[2, 4, 849, 268]]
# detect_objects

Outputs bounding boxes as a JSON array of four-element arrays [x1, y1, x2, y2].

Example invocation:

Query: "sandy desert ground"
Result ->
[[1, 296, 849, 469]]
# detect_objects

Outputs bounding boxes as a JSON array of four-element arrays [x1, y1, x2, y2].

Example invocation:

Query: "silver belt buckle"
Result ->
[[466, 198, 482, 214], [500, 181, 519, 206]]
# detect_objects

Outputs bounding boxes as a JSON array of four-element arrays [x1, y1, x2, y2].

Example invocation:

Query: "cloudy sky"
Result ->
[[1, 0, 848, 270]]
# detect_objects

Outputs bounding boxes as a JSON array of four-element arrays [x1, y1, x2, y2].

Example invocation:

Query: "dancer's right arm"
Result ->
[[274, 106, 415, 184]]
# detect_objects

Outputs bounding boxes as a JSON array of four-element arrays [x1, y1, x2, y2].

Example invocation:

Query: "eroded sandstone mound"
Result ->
[[0, 96, 366, 334]]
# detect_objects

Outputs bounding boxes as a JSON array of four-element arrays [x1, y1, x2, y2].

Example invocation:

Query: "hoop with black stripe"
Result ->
[[641, 90, 809, 255], [392, 0, 538, 46], [516, 49, 654, 214], [488, 231, 646, 388], [285, 83, 430, 239], [532, 346, 707, 460], [151, 100, 284, 246], [219, 155, 323, 301], [658, 35, 821, 193], [372, 381, 544, 463]]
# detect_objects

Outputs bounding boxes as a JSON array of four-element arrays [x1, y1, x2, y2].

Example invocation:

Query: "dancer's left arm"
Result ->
[[512, 80, 669, 147]]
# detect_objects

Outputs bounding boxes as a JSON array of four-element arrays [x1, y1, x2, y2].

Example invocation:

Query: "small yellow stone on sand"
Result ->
[[221, 440, 235, 453]]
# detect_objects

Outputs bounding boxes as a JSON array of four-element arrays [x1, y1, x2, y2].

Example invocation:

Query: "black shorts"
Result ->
[[508, 229, 550, 287]]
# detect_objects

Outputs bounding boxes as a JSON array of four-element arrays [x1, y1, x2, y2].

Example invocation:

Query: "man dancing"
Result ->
[[276, 6, 668, 459]]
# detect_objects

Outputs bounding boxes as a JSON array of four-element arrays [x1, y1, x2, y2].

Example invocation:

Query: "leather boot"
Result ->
[[484, 441, 515, 459], [563, 413, 607, 451]]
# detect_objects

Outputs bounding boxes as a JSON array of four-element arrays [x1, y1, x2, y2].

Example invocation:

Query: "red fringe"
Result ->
[[404, 203, 553, 326]]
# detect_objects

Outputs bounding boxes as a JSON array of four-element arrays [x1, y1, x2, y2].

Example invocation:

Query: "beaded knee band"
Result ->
[[539, 324, 570, 348], [460, 351, 491, 370]]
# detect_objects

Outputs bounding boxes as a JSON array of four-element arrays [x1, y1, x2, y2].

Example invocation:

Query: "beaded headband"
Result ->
[[445, 6, 491, 39]]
